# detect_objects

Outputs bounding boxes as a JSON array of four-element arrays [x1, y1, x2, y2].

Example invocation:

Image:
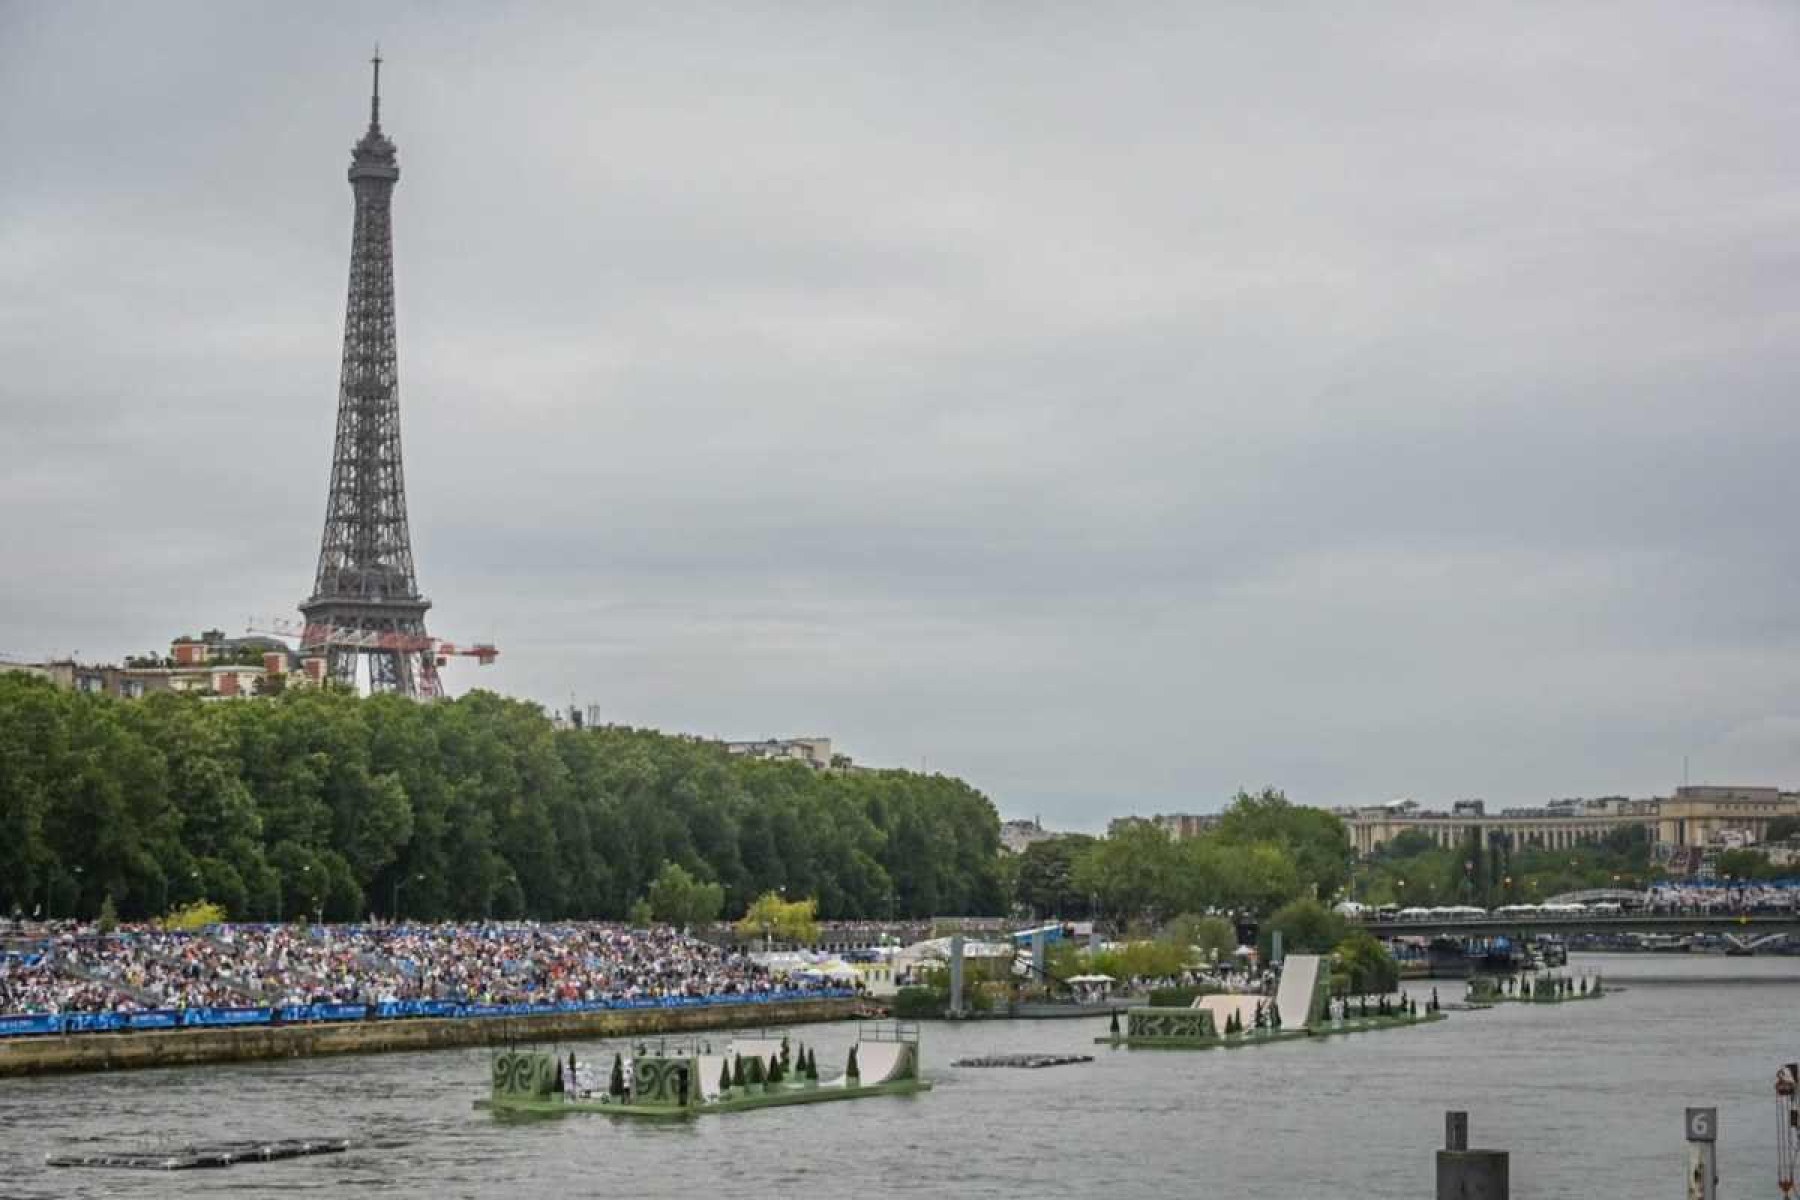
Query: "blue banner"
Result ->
[[64, 1012, 122, 1034], [0, 984, 859, 1038], [126, 1010, 180, 1030], [183, 1006, 272, 1027]]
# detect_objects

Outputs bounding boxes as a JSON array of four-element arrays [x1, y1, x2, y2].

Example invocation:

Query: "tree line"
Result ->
[[1001, 789, 1354, 923], [1350, 823, 1663, 908], [0, 675, 1004, 923]]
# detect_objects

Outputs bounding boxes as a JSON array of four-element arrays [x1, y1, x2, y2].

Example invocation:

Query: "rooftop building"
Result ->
[[1000, 818, 1060, 854], [721, 737, 860, 771], [1, 631, 326, 700], [1106, 812, 1223, 841], [1339, 786, 1797, 856]]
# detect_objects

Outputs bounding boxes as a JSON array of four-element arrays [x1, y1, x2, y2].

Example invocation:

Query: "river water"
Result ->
[[0, 953, 1792, 1199]]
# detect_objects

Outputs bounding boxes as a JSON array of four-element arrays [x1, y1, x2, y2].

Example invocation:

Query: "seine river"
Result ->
[[0, 954, 1792, 1199]]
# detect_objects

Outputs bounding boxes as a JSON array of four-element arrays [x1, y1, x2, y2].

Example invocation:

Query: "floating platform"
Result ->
[[1467, 975, 1605, 1004], [478, 1022, 931, 1119], [1097, 961, 1446, 1050], [1096, 1010, 1448, 1050], [952, 1053, 1094, 1068], [46, 1138, 349, 1170]]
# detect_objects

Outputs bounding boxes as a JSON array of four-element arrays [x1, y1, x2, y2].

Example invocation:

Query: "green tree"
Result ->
[[1260, 897, 1346, 962], [1714, 848, 1780, 882], [1012, 835, 1096, 917], [1072, 823, 1189, 922], [736, 892, 820, 945], [1333, 930, 1398, 996], [1215, 788, 1353, 900], [646, 861, 725, 929], [1764, 816, 1800, 843], [0, 675, 1012, 923], [1164, 913, 1237, 964]]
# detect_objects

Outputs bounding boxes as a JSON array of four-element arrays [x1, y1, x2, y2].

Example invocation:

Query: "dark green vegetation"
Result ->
[[1006, 790, 1352, 922], [1352, 824, 1660, 906], [0, 676, 1002, 922]]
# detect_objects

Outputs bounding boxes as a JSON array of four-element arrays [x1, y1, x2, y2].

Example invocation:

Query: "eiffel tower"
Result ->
[[299, 52, 439, 698]]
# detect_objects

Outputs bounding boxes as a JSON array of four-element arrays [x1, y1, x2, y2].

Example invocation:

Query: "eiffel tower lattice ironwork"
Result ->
[[300, 51, 440, 698]]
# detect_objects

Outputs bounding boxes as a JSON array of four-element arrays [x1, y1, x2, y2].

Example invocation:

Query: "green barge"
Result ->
[[477, 1022, 930, 1119]]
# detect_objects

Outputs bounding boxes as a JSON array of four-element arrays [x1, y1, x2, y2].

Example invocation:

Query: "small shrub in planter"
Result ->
[[1109, 1010, 1120, 1035], [609, 1053, 626, 1098], [732, 1055, 746, 1088], [846, 1044, 860, 1081], [719, 1059, 732, 1094]]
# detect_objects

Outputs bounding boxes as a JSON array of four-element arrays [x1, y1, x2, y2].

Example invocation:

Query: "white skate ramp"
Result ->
[[851, 1041, 907, 1084], [1274, 954, 1324, 1029], [695, 1054, 727, 1100], [1196, 994, 1261, 1032], [726, 1037, 787, 1067]]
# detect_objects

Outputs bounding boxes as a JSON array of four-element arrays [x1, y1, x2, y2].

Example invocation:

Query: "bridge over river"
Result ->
[[1357, 912, 1800, 939]]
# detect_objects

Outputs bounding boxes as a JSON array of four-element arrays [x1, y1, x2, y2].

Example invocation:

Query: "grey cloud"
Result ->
[[4, 2, 1800, 830]]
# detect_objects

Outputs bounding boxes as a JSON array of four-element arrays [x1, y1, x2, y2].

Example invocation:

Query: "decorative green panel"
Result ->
[[492, 1051, 557, 1099]]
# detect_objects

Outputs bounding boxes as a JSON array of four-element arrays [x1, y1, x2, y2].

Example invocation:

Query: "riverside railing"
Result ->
[[0, 987, 859, 1040]]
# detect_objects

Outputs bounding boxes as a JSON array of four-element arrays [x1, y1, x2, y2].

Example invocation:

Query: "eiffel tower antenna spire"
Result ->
[[370, 45, 382, 128]]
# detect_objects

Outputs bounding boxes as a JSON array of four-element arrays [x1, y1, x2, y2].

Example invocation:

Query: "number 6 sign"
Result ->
[[1687, 1107, 1717, 1143]]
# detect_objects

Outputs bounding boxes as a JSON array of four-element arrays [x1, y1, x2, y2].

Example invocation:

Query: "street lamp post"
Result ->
[[300, 863, 316, 924], [392, 872, 424, 921]]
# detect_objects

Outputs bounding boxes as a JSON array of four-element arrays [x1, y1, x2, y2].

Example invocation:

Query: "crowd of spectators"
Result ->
[[1643, 883, 1800, 914], [0, 954, 120, 1016], [0, 922, 802, 1017]]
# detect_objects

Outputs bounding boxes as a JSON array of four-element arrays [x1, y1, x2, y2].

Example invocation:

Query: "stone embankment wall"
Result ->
[[0, 998, 860, 1078]]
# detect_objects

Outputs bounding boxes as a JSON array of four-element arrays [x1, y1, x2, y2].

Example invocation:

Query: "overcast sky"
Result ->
[[4, 3, 1800, 830]]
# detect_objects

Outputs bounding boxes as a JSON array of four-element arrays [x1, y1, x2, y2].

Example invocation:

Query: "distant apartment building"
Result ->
[[1339, 785, 1800, 856], [1, 630, 324, 700], [722, 737, 842, 771], [1000, 818, 1059, 854], [1106, 812, 1223, 840]]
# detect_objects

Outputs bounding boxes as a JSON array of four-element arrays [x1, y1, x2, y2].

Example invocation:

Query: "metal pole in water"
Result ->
[[1435, 1111, 1508, 1200], [949, 934, 966, 1018], [1685, 1107, 1717, 1200]]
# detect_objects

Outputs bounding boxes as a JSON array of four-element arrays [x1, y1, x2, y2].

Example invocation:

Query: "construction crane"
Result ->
[[246, 617, 498, 686]]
